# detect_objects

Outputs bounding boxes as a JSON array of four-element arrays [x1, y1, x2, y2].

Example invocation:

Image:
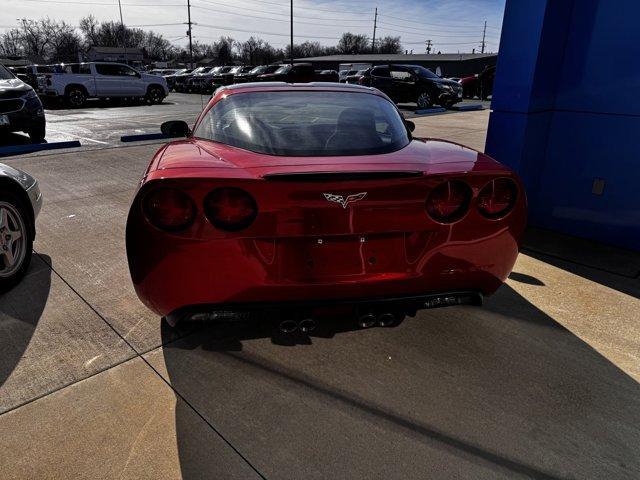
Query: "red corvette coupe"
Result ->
[[126, 82, 526, 330]]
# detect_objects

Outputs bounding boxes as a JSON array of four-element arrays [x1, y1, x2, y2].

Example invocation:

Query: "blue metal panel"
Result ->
[[487, 0, 640, 251]]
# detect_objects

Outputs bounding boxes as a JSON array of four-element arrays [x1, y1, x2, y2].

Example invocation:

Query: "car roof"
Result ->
[[222, 82, 380, 94]]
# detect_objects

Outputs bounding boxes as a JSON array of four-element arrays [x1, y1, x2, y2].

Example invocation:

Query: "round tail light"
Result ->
[[204, 187, 258, 231], [426, 180, 472, 223], [142, 187, 196, 231], [477, 178, 518, 219]]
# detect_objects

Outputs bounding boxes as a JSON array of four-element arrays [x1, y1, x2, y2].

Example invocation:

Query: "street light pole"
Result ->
[[118, 0, 127, 64], [290, 0, 293, 65]]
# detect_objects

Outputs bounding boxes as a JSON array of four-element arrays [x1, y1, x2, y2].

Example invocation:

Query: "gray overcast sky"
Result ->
[[3, 0, 505, 52]]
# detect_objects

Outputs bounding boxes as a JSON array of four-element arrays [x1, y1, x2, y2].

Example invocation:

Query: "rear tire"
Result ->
[[66, 87, 87, 108], [146, 86, 165, 105], [417, 91, 433, 109], [0, 192, 33, 292]]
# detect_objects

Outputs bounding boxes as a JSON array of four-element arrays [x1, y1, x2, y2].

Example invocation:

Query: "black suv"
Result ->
[[0, 64, 46, 142], [361, 64, 463, 109], [258, 63, 316, 83]]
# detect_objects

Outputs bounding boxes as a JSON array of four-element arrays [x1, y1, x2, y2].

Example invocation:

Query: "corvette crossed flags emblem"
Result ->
[[323, 192, 367, 209]]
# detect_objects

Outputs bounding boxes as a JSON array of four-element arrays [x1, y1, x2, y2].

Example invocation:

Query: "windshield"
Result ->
[[274, 65, 291, 74], [0, 64, 15, 80], [192, 67, 207, 74], [193, 91, 410, 157], [409, 66, 439, 79]]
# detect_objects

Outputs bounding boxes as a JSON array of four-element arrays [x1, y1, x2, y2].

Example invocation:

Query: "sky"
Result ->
[[2, 0, 506, 53]]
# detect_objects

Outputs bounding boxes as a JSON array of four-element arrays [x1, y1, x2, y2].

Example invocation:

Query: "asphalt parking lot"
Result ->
[[0, 106, 639, 479]]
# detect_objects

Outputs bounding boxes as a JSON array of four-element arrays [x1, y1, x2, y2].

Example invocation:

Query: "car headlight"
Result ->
[[22, 89, 38, 100]]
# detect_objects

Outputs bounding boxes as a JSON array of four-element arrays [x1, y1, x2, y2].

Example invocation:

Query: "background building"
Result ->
[[486, 0, 639, 251], [86, 47, 144, 64]]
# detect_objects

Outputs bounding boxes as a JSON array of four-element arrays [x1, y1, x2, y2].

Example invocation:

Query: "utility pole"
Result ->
[[186, 0, 194, 68], [425, 39, 432, 54], [480, 20, 487, 54], [371, 7, 378, 53], [290, 0, 294, 65], [117, 0, 127, 64]]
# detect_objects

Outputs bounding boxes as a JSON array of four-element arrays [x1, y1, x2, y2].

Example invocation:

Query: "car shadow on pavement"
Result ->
[[160, 284, 640, 479], [524, 249, 640, 300], [0, 254, 52, 390]]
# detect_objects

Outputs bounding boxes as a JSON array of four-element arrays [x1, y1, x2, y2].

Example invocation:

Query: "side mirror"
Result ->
[[161, 120, 190, 137], [405, 120, 416, 132]]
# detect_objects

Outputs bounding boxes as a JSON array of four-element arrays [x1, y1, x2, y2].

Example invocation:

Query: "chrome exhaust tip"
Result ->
[[377, 312, 396, 327], [279, 319, 298, 334], [299, 318, 317, 333], [358, 313, 377, 328]]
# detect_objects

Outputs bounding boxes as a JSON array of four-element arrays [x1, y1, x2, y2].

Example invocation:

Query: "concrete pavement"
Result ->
[[0, 110, 639, 479]]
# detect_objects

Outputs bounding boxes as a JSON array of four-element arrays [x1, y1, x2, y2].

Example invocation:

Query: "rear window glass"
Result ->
[[193, 91, 410, 157]]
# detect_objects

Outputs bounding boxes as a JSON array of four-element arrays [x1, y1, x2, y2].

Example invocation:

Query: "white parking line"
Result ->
[[45, 128, 110, 145]]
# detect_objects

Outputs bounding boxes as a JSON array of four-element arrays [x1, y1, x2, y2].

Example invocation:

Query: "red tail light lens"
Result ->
[[477, 178, 518, 218], [143, 187, 196, 231], [426, 180, 472, 223], [204, 187, 258, 231]]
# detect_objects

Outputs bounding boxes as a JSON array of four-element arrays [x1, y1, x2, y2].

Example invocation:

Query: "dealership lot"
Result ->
[[0, 107, 638, 479]]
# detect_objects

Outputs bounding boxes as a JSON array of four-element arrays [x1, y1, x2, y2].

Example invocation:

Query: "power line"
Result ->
[[196, 21, 339, 40], [377, 23, 494, 38], [192, 0, 371, 22], [191, 4, 372, 28]]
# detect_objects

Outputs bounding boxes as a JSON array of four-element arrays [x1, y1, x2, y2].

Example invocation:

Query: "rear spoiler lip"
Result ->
[[262, 170, 424, 182]]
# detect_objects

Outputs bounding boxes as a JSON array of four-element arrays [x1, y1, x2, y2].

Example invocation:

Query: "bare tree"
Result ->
[[79, 15, 100, 48], [47, 20, 81, 62], [377, 36, 402, 54], [337, 33, 370, 54], [17, 19, 50, 60], [0, 29, 23, 57]]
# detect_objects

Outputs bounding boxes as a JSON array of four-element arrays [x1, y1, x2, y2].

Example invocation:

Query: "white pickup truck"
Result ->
[[38, 62, 169, 107]]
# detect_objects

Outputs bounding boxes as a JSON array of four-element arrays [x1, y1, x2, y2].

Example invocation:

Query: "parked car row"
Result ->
[[167, 63, 319, 94]]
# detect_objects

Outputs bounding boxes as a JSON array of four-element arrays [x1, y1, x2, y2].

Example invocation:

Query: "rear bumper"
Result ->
[[166, 290, 483, 323], [128, 227, 520, 317]]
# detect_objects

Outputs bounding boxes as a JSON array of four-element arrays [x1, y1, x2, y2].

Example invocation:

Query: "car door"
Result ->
[[116, 65, 146, 96], [94, 63, 123, 96], [94, 63, 144, 96], [369, 66, 393, 98], [389, 66, 417, 103]]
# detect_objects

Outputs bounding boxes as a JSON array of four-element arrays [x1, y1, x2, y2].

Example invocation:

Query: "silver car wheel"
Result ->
[[417, 92, 432, 109], [0, 201, 27, 278]]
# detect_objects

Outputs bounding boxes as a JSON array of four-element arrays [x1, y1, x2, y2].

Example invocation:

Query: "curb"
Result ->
[[414, 107, 447, 115], [0, 141, 82, 158], [451, 104, 485, 111], [120, 133, 180, 143]]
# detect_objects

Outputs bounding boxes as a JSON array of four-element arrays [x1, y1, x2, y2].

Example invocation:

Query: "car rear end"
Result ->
[[126, 85, 525, 322], [127, 151, 525, 320]]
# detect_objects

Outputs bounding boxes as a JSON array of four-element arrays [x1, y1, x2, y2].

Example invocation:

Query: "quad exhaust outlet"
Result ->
[[278, 317, 317, 334]]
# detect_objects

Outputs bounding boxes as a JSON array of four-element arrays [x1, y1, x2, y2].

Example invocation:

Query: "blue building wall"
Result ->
[[486, 0, 640, 251]]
